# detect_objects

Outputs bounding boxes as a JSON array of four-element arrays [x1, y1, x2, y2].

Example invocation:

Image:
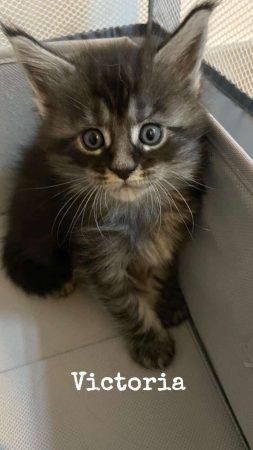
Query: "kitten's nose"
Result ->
[[112, 166, 136, 180]]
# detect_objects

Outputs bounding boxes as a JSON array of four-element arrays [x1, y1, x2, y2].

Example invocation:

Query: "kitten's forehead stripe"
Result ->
[[79, 40, 142, 120], [128, 98, 137, 122], [100, 102, 110, 125]]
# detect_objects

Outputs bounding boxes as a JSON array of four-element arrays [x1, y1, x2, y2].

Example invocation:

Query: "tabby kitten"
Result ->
[[2, 3, 213, 369]]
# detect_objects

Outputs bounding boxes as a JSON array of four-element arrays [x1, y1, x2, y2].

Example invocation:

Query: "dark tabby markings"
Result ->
[[1, 3, 214, 368]]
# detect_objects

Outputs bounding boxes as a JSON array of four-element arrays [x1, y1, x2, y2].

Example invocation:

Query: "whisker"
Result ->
[[150, 182, 162, 231], [148, 182, 155, 218], [23, 177, 84, 191], [27, 184, 78, 213], [65, 185, 92, 241], [160, 177, 195, 232], [93, 187, 105, 239], [155, 179, 193, 240], [104, 188, 109, 212], [81, 186, 98, 236], [56, 190, 86, 244], [154, 180, 173, 217], [51, 188, 85, 243], [52, 190, 80, 236], [99, 187, 104, 219], [167, 169, 213, 190], [88, 186, 99, 224]]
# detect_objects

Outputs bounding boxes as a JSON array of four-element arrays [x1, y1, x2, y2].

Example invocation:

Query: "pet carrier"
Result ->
[[0, 1, 252, 449]]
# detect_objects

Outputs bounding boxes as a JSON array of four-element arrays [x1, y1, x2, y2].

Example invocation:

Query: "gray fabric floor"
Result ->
[[0, 216, 246, 450]]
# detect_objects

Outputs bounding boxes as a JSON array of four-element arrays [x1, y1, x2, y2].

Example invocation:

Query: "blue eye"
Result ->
[[82, 129, 104, 151], [139, 124, 162, 146]]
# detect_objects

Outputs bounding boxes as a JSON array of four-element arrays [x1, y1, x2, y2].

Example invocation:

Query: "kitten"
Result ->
[[1, 3, 214, 369]]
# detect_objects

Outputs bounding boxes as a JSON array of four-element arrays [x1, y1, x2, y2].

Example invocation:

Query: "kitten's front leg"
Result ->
[[155, 263, 189, 328], [98, 267, 175, 369], [128, 300, 175, 369]]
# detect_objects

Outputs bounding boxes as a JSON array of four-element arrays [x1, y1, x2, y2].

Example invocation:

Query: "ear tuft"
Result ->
[[1, 22, 29, 39], [1, 23, 75, 115], [173, 0, 217, 31], [155, 1, 216, 92]]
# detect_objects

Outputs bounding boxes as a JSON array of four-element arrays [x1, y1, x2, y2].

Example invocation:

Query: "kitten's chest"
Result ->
[[77, 209, 174, 269]]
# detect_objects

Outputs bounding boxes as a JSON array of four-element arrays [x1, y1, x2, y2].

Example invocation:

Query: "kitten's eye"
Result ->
[[82, 129, 104, 151], [139, 124, 162, 146]]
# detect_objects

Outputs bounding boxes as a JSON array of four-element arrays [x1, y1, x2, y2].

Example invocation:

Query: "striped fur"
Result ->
[[2, 3, 213, 368]]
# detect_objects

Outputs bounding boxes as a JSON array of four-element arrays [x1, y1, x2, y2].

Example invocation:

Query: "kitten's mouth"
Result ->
[[109, 180, 147, 202], [121, 181, 136, 189]]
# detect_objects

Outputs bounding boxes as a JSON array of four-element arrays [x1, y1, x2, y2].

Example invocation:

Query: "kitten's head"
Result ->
[[2, 2, 214, 204]]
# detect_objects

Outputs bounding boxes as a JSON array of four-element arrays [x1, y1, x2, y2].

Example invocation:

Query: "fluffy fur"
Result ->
[[1, 3, 214, 368]]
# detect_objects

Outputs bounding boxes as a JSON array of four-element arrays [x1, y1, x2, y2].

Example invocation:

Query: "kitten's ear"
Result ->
[[1, 24, 75, 115], [155, 2, 215, 92]]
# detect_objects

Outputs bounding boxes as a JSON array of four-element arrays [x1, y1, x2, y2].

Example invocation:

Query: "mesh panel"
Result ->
[[0, 0, 148, 46], [0, 0, 252, 100], [181, 0, 253, 99], [152, 0, 181, 31], [162, 0, 253, 100]]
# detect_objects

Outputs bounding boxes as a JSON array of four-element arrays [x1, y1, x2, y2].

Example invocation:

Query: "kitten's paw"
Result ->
[[3, 240, 72, 297], [52, 280, 76, 298], [129, 328, 175, 369], [157, 288, 189, 328], [157, 300, 188, 328]]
